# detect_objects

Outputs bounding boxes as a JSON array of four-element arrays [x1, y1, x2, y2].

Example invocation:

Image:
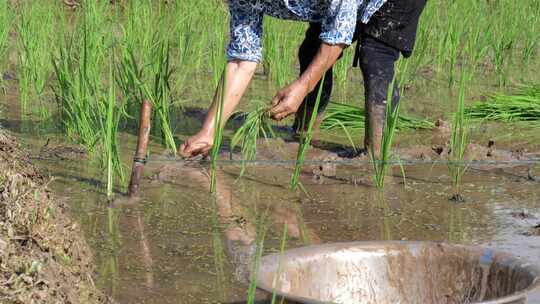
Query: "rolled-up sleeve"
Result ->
[[319, 0, 358, 46], [227, 0, 264, 62]]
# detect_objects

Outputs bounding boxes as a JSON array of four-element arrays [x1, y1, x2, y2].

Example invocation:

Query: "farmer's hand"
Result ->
[[269, 80, 309, 121], [179, 131, 213, 158]]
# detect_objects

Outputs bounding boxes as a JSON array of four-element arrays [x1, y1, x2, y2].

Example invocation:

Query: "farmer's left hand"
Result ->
[[269, 80, 309, 121]]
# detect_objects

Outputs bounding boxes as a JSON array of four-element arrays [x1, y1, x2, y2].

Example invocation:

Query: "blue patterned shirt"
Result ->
[[227, 0, 387, 62]]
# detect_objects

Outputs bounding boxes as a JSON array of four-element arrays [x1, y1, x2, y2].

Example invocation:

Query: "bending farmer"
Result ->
[[180, 0, 426, 158]]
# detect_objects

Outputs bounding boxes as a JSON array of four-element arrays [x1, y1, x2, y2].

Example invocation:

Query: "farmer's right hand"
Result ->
[[179, 132, 213, 158]]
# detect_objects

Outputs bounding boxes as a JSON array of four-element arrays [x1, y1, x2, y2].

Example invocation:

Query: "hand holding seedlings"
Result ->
[[270, 43, 344, 121], [269, 80, 309, 121]]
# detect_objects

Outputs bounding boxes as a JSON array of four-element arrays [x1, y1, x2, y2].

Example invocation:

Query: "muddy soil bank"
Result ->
[[0, 130, 111, 304]]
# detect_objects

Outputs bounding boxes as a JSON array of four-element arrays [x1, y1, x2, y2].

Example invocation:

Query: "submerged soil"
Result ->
[[0, 130, 111, 304]]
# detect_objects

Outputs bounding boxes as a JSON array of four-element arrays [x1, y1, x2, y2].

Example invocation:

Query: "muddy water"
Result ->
[[1, 81, 540, 303], [5, 130, 540, 304]]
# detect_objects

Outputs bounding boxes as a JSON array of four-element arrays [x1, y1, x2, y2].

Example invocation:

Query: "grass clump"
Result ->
[[465, 84, 540, 124], [321, 102, 435, 131], [230, 103, 274, 177]]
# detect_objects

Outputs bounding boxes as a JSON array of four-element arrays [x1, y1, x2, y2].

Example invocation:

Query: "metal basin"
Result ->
[[256, 242, 540, 304]]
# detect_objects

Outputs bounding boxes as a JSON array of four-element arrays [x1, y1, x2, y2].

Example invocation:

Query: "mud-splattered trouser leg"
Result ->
[[359, 35, 401, 154], [293, 23, 333, 132]]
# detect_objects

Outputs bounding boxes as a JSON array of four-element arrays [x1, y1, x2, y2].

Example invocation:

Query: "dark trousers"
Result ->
[[293, 0, 426, 131]]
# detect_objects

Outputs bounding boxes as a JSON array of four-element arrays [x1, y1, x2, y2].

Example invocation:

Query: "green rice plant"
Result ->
[[521, 1, 539, 64], [333, 48, 354, 93], [465, 85, 540, 123], [52, 0, 110, 149], [442, 2, 465, 87], [17, 1, 56, 104], [118, 5, 177, 154], [52, 44, 101, 148], [210, 70, 226, 194], [464, 22, 489, 76], [0, 0, 12, 88], [321, 102, 435, 131], [172, 0, 208, 90], [98, 60, 125, 201], [290, 74, 326, 191], [263, 18, 301, 89], [448, 66, 470, 201], [370, 79, 401, 189], [488, 2, 520, 87], [117, 43, 177, 154], [230, 103, 274, 177]]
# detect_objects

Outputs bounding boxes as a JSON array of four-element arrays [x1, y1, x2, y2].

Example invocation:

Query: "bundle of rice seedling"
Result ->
[[230, 103, 274, 177], [465, 85, 540, 123], [320, 102, 435, 131]]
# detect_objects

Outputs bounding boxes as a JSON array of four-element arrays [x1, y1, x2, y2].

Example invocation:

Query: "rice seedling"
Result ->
[[370, 79, 401, 189], [17, 1, 56, 104], [52, 0, 111, 149], [448, 66, 470, 201], [230, 103, 275, 177], [263, 18, 302, 89], [465, 85, 540, 124], [520, 1, 540, 65], [118, 3, 177, 154], [99, 60, 125, 201], [210, 70, 226, 194], [118, 43, 177, 154], [333, 48, 354, 93], [321, 102, 435, 131], [0, 1, 12, 88], [290, 74, 326, 191], [489, 2, 520, 87]]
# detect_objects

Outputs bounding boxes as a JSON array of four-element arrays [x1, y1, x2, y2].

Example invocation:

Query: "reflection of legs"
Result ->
[[135, 209, 155, 288], [182, 166, 321, 283], [359, 35, 400, 156], [182, 167, 257, 284], [294, 23, 334, 133]]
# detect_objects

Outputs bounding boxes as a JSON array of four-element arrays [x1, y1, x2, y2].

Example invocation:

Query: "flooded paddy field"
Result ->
[[2, 1, 540, 303], [2, 91, 540, 303]]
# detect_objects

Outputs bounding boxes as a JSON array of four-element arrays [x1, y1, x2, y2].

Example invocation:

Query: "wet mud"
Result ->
[[22, 136, 538, 304], [0, 131, 111, 304]]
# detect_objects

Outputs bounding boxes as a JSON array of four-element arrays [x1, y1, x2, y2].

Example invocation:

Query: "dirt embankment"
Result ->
[[0, 130, 111, 304]]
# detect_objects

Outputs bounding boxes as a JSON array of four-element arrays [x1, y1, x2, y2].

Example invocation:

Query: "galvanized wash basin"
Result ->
[[256, 242, 540, 304]]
